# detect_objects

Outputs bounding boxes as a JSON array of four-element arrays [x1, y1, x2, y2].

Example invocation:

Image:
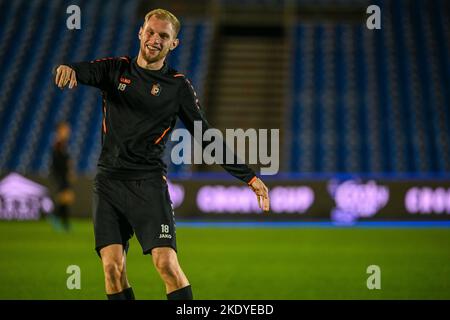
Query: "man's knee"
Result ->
[[100, 245, 125, 282], [103, 259, 124, 281], [152, 248, 180, 278], [103, 258, 123, 273], [154, 257, 179, 278]]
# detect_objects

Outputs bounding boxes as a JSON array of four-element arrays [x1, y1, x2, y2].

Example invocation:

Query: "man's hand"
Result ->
[[55, 65, 77, 89], [249, 177, 270, 212]]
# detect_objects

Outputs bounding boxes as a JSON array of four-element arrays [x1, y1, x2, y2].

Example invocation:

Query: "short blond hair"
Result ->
[[144, 9, 181, 37]]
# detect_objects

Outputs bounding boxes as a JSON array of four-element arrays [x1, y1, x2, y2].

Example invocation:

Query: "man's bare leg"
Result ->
[[100, 244, 133, 299], [152, 247, 192, 299]]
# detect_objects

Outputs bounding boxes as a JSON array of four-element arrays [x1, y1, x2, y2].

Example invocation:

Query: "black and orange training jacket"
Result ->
[[66, 56, 256, 184]]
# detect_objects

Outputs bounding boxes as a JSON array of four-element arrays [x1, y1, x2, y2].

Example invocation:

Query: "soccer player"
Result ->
[[54, 8, 270, 300], [49, 121, 75, 232]]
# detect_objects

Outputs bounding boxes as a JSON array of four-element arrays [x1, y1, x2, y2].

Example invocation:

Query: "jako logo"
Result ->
[[328, 180, 389, 224]]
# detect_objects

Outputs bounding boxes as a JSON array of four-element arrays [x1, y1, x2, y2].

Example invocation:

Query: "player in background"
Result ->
[[54, 8, 270, 300], [49, 121, 75, 232]]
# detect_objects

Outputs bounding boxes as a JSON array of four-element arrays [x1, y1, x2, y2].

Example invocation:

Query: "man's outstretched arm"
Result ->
[[54, 57, 124, 90], [177, 76, 270, 212]]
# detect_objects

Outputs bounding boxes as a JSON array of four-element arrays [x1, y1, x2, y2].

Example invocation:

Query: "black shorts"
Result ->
[[93, 174, 177, 256]]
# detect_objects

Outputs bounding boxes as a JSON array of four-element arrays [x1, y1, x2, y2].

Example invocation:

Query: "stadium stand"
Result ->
[[0, 0, 211, 175], [287, 0, 450, 174], [0, 0, 448, 176]]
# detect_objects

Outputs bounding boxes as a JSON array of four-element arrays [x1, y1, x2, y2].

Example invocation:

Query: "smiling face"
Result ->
[[138, 15, 179, 67]]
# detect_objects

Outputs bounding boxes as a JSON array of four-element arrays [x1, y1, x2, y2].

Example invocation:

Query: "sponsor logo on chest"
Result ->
[[117, 77, 131, 91]]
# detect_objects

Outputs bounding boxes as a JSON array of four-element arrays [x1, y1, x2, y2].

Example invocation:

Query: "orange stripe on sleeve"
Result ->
[[154, 126, 171, 144], [248, 176, 257, 186], [102, 94, 107, 133], [102, 108, 107, 133]]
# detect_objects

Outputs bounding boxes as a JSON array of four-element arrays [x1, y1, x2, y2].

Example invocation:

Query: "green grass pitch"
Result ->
[[0, 219, 449, 300]]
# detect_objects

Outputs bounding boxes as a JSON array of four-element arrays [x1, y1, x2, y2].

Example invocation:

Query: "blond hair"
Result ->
[[144, 9, 181, 37]]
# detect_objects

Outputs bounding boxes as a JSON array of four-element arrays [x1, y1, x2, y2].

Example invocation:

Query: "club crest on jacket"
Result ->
[[151, 83, 162, 96]]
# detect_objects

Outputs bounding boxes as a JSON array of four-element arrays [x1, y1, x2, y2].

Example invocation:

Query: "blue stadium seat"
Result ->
[[288, 0, 450, 174], [0, 0, 448, 176]]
